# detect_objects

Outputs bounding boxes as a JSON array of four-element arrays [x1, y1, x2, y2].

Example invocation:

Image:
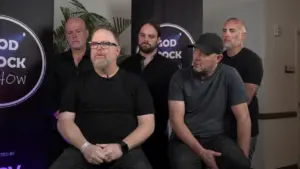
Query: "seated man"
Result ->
[[50, 25, 155, 169], [168, 33, 251, 169]]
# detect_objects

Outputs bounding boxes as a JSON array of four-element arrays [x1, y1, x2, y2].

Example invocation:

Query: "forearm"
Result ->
[[237, 117, 251, 157], [123, 121, 154, 150], [57, 120, 88, 150], [172, 120, 205, 156]]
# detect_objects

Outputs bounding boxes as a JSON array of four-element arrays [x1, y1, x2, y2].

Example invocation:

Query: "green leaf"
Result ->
[[113, 17, 131, 34]]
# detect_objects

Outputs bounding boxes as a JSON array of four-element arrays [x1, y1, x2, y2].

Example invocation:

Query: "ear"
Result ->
[[116, 46, 121, 56], [241, 32, 246, 41], [217, 54, 223, 62]]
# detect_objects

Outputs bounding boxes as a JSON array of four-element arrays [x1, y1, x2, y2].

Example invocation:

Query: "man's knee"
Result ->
[[49, 147, 85, 169], [170, 154, 200, 169], [169, 142, 202, 169], [221, 151, 250, 169], [115, 148, 152, 169]]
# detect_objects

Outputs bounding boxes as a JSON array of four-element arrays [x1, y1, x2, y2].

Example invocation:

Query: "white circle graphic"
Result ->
[[159, 23, 195, 44], [0, 15, 46, 108]]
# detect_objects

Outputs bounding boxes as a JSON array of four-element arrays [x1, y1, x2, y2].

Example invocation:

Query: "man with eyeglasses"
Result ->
[[120, 21, 178, 169], [50, 25, 155, 169], [45, 17, 93, 167]]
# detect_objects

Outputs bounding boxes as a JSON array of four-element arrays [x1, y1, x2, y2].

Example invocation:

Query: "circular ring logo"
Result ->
[[136, 23, 195, 68], [0, 15, 46, 108], [158, 23, 195, 68]]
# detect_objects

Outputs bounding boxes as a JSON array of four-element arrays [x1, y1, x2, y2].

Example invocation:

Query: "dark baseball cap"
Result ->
[[188, 33, 224, 55]]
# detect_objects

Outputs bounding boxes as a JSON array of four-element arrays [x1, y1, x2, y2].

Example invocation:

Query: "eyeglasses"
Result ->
[[89, 41, 119, 49]]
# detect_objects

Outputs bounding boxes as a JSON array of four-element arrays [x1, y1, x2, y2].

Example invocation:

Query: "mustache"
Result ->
[[140, 42, 151, 46]]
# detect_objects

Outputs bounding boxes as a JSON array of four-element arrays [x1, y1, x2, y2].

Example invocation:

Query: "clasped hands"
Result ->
[[82, 143, 123, 165]]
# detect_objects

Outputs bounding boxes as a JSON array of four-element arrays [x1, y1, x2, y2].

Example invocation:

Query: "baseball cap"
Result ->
[[188, 33, 224, 55]]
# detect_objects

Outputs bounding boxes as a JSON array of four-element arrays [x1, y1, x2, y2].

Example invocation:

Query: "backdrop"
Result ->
[[0, 0, 53, 168], [131, 0, 203, 67]]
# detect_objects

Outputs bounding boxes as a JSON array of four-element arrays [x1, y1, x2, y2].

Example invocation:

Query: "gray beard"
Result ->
[[93, 59, 109, 70]]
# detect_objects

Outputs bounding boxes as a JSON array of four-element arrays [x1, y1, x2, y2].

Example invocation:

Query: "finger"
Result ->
[[89, 158, 101, 165], [93, 155, 104, 164], [212, 151, 222, 156], [97, 144, 108, 148], [96, 150, 108, 162]]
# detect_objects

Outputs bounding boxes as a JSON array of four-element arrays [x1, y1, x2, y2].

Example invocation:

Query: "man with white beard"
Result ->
[[50, 25, 155, 169]]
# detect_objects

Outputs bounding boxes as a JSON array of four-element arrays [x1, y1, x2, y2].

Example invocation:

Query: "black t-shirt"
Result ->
[[168, 64, 248, 138], [221, 47, 263, 137], [45, 50, 93, 112], [60, 69, 154, 144]]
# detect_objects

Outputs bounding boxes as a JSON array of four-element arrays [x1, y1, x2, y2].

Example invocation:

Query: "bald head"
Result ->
[[222, 17, 246, 49], [225, 18, 246, 33], [65, 17, 89, 50]]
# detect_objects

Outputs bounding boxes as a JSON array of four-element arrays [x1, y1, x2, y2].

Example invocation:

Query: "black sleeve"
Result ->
[[59, 78, 80, 113], [243, 56, 263, 85], [43, 56, 60, 113], [168, 70, 184, 101], [134, 78, 155, 116], [227, 69, 249, 106]]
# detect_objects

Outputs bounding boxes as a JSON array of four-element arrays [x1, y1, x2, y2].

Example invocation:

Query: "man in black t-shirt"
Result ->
[[168, 33, 251, 169], [120, 21, 178, 169], [221, 18, 263, 163], [50, 25, 155, 169], [45, 17, 93, 166]]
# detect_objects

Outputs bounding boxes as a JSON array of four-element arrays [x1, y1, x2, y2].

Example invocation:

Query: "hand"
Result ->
[[97, 143, 123, 162], [200, 149, 222, 169], [82, 144, 107, 165]]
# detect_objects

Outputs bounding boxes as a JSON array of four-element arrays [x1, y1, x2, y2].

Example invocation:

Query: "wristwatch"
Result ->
[[119, 141, 129, 154]]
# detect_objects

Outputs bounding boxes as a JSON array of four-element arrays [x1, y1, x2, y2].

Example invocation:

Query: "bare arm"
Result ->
[[244, 83, 259, 104], [57, 112, 88, 150], [231, 102, 251, 157], [169, 100, 205, 156], [123, 114, 155, 150]]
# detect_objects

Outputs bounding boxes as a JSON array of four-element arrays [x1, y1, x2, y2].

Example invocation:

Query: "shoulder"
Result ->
[[242, 48, 262, 62], [171, 67, 191, 81], [219, 63, 239, 77], [157, 54, 179, 68], [120, 55, 138, 64], [118, 69, 146, 86]]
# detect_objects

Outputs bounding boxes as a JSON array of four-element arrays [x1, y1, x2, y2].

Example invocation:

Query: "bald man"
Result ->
[[221, 18, 263, 164], [45, 17, 93, 166]]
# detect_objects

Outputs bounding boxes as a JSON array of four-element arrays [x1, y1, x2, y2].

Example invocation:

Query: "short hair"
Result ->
[[138, 20, 161, 37], [226, 17, 246, 33], [91, 24, 120, 44]]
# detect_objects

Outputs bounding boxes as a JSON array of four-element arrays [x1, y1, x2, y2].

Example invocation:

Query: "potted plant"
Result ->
[[53, 0, 131, 63]]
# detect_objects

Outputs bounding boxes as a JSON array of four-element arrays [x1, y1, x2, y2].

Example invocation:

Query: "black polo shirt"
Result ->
[[120, 53, 178, 134], [45, 49, 93, 112], [221, 47, 263, 137], [60, 69, 154, 143]]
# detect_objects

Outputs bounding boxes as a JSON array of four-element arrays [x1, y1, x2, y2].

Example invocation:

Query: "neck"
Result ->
[[94, 63, 119, 78], [139, 48, 157, 60], [71, 46, 86, 63], [226, 45, 243, 57], [197, 64, 218, 80]]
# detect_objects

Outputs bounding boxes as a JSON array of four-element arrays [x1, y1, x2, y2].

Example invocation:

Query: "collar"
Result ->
[[65, 47, 90, 60], [136, 51, 160, 60]]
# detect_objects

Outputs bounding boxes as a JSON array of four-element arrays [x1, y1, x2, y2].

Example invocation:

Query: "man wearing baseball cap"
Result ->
[[168, 33, 251, 169]]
